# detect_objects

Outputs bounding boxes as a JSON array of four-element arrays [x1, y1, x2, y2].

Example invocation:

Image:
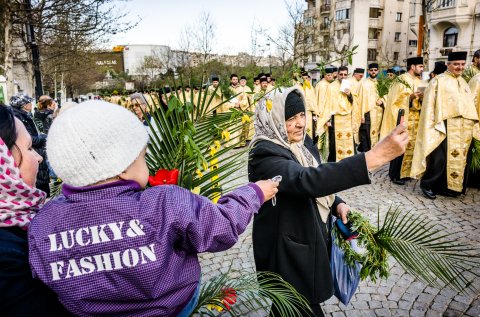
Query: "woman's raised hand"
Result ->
[[365, 123, 409, 171]]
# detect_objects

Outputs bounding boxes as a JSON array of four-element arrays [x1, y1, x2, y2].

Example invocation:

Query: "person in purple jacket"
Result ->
[[28, 100, 279, 317]]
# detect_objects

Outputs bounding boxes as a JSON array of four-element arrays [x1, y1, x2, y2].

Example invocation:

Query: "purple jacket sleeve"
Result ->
[[151, 184, 263, 254]]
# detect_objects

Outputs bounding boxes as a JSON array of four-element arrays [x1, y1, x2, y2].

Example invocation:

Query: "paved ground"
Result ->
[[198, 158, 480, 317]]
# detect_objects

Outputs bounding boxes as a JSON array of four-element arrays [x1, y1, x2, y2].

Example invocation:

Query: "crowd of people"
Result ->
[[0, 50, 478, 317]]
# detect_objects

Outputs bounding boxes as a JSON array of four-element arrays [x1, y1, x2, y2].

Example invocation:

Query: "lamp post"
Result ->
[[266, 42, 272, 74]]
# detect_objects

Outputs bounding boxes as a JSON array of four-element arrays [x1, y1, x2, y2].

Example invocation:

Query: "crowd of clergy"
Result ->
[[297, 50, 479, 199]]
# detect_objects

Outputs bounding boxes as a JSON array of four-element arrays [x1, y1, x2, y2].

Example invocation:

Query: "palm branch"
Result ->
[[376, 74, 411, 98], [470, 139, 480, 173], [143, 76, 250, 200], [191, 266, 311, 316], [335, 206, 480, 294]]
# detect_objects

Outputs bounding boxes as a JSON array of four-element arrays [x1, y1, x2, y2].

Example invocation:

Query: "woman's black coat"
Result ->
[[248, 136, 371, 304]]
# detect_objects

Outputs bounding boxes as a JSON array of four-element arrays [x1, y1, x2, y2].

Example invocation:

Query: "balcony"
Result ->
[[368, 39, 379, 49], [369, 18, 383, 29], [319, 22, 331, 32], [321, 4, 331, 13]]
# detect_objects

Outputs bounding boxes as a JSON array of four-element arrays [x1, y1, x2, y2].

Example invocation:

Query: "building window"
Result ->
[[368, 28, 379, 39], [409, 40, 418, 46], [304, 17, 314, 26], [438, 0, 455, 8], [368, 49, 377, 61], [396, 12, 402, 21], [312, 53, 317, 62], [395, 32, 401, 41], [369, 8, 381, 18], [410, 2, 416, 17], [393, 52, 399, 60], [443, 27, 458, 47], [335, 9, 350, 21], [324, 17, 330, 26]]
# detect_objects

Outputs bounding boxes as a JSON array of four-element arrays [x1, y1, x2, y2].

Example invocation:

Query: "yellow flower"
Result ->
[[191, 187, 201, 195], [241, 114, 251, 123], [210, 145, 217, 157], [222, 130, 231, 141], [210, 158, 219, 167], [211, 193, 220, 204], [214, 140, 221, 150], [266, 99, 272, 112], [195, 169, 203, 178], [206, 304, 223, 312], [303, 80, 312, 90]]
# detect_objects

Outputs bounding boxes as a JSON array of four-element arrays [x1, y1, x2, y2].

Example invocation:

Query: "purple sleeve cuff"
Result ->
[[247, 183, 264, 205]]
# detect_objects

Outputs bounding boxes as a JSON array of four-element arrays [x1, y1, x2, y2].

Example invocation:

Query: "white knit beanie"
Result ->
[[47, 100, 149, 187]]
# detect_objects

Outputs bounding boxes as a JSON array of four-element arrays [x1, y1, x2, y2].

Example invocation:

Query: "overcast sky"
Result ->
[[109, 0, 296, 55]]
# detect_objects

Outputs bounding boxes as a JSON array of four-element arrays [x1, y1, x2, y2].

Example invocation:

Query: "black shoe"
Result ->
[[441, 189, 460, 197], [392, 178, 406, 185], [421, 187, 436, 199]]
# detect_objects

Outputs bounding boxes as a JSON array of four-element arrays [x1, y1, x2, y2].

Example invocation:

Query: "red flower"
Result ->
[[221, 287, 237, 310], [148, 169, 179, 186]]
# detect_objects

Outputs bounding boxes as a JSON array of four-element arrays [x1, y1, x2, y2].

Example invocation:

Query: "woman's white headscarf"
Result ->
[[250, 86, 334, 223]]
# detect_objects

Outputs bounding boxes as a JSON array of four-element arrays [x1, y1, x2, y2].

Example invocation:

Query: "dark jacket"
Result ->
[[12, 107, 50, 191], [248, 136, 371, 304], [34, 108, 54, 134], [0, 227, 71, 316]]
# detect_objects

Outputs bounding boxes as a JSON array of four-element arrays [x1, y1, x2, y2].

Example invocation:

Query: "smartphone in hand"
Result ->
[[396, 108, 405, 126]]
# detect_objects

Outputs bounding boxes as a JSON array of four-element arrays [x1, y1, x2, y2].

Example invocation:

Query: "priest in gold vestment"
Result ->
[[380, 57, 425, 185], [355, 63, 385, 152], [411, 51, 480, 199], [350, 68, 364, 144], [206, 76, 224, 114], [238, 76, 254, 142], [462, 49, 480, 83], [467, 72, 480, 188], [325, 66, 356, 162], [299, 71, 318, 140], [315, 68, 335, 139]]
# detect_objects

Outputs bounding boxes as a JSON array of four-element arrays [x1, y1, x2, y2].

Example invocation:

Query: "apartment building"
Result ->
[[300, 0, 480, 73]]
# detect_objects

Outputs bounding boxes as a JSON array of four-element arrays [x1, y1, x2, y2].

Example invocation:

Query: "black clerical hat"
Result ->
[[432, 61, 447, 75], [353, 68, 365, 74], [368, 63, 379, 69], [259, 77, 268, 83], [324, 67, 335, 74], [211, 76, 219, 81], [240, 76, 247, 80], [407, 57, 424, 68], [448, 51, 467, 61]]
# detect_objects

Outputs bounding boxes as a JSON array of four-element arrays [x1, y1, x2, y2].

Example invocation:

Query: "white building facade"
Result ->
[[301, 0, 480, 72]]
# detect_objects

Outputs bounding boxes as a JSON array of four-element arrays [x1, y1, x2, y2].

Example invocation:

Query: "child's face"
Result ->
[[120, 148, 149, 188]]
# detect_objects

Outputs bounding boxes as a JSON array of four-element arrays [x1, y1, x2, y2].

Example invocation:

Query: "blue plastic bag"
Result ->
[[330, 216, 361, 306]]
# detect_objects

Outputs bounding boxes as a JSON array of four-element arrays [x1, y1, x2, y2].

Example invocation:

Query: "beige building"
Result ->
[[300, 0, 480, 74]]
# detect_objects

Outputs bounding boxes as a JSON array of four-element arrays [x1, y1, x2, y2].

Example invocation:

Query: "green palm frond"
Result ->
[[336, 206, 480, 294], [376, 74, 411, 98], [143, 78, 251, 200], [470, 139, 480, 173], [318, 132, 328, 162], [191, 266, 311, 316]]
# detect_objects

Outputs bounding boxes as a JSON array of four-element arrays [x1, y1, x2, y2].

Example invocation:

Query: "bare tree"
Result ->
[[1, 0, 136, 98], [420, 0, 444, 66], [192, 11, 216, 72]]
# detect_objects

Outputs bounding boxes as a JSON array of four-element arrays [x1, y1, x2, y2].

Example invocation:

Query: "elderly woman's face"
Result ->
[[11, 118, 43, 187], [285, 112, 306, 143]]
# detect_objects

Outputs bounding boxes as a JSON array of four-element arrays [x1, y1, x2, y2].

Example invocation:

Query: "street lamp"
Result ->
[[266, 42, 272, 74]]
